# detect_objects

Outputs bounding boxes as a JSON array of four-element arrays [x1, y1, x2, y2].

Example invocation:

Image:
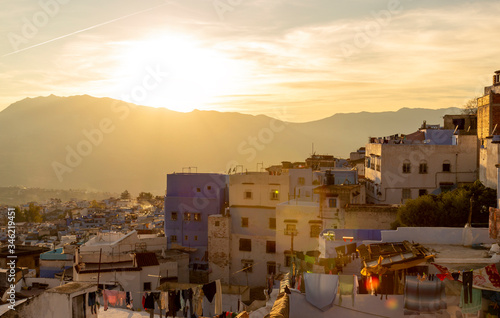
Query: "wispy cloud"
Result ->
[[0, 0, 499, 121]]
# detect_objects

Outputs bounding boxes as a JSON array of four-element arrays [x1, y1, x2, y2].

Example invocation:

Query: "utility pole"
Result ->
[[468, 197, 473, 226], [288, 228, 298, 274]]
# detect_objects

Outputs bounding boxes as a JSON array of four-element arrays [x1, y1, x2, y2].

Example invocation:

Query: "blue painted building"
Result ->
[[164, 173, 228, 267]]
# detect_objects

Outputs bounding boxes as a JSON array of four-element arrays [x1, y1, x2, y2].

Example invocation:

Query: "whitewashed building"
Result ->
[[73, 231, 188, 310], [365, 128, 478, 204], [223, 172, 288, 287]]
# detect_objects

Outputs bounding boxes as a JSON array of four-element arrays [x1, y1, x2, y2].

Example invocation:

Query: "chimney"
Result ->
[[495, 70, 500, 85]]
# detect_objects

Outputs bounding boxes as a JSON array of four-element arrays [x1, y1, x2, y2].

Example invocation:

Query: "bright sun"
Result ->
[[110, 33, 243, 112]]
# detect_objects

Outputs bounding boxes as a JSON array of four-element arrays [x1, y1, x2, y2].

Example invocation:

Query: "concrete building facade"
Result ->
[[225, 172, 288, 287], [164, 173, 228, 266], [365, 132, 478, 205]]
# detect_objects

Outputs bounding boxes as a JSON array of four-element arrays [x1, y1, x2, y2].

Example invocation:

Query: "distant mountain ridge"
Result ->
[[0, 95, 461, 194]]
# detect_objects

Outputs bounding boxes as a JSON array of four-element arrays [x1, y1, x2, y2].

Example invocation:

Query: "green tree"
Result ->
[[23, 203, 43, 223], [90, 200, 105, 209], [137, 192, 154, 202], [396, 195, 441, 227], [13, 206, 25, 222], [394, 180, 495, 227], [120, 190, 131, 200]]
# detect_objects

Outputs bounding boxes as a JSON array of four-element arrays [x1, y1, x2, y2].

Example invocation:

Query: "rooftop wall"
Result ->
[[364, 227, 494, 245]]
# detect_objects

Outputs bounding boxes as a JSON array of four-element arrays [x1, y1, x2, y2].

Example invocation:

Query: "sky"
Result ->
[[1, 0, 499, 122]]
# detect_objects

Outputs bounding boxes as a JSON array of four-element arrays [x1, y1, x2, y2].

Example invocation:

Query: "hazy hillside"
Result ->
[[0, 95, 461, 194], [0, 187, 116, 206]]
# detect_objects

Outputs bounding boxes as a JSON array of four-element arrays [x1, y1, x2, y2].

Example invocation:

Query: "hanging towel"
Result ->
[[160, 291, 168, 310], [339, 275, 357, 306], [460, 287, 482, 314], [117, 291, 127, 306], [203, 281, 217, 302], [215, 279, 223, 315], [304, 272, 338, 311], [104, 290, 120, 309]]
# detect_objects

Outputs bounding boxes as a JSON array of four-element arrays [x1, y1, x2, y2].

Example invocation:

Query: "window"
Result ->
[[267, 262, 277, 275], [215, 221, 220, 227], [285, 223, 297, 235], [170, 235, 177, 243], [419, 189, 427, 196], [143, 282, 151, 291], [453, 118, 465, 130], [328, 198, 337, 208], [310, 224, 322, 238], [298, 177, 305, 185], [185, 235, 188, 241], [241, 217, 249, 228], [171, 211, 178, 221], [370, 156, 375, 170], [196, 188, 201, 192], [366, 157, 371, 169], [184, 212, 191, 221], [443, 161, 451, 172], [402, 188, 411, 200], [207, 186, 212, 190], [266, 241, 276, 253], [194, 236, 198, 241], [239, 238, 251, 251], [194, 213, 201, 221], [419, 161, 428, 174], [241, 260, 253, 273], [244, 191, 252, 199], [269, 218, 276, 229], [284, 254, 292, 267], [270, 190, 279, 200], [402, 160, 411, 173]]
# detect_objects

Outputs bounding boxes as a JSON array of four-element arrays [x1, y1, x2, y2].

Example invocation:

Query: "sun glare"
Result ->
[[110, 33, 244, 112]]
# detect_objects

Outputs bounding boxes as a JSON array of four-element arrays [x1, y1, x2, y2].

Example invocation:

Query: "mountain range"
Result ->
[[0, 95, 461, 195]]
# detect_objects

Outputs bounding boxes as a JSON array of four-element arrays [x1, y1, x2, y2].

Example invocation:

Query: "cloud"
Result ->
[[1, 0, 500, 120]]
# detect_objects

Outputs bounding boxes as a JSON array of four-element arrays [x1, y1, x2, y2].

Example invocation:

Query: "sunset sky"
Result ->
[[1, 0, 499, 122]]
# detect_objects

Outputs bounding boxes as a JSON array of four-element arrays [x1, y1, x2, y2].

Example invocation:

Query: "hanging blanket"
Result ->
[[432, 263, 500, 291], [304, 273, 338, 311], [404, 276, 447, 313]]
